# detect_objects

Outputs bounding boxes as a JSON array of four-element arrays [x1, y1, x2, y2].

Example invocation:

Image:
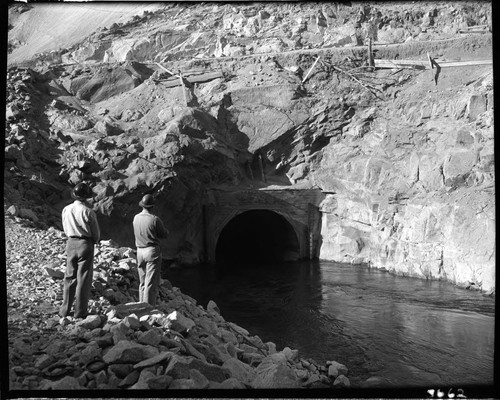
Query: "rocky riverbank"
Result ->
[[6, 211, 352, 390]]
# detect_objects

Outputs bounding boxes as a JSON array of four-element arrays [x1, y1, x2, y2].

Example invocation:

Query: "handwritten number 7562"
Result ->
[[427, 389, 466, 398]]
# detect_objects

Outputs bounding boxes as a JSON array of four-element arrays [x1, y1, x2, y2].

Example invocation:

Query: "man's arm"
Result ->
[[156, 217, 169, 239], [61, 207, 69, 237], [88, 210, 101, 244]]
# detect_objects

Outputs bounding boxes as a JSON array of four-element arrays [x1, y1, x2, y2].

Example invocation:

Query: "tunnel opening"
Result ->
[[215, 209, 301, 264]]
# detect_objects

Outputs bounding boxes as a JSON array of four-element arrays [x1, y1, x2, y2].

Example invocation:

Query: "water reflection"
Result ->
[[164, 260, 494, 388]]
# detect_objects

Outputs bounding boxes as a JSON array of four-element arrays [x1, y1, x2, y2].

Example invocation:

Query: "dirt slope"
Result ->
[[8, 2, 163, 64]]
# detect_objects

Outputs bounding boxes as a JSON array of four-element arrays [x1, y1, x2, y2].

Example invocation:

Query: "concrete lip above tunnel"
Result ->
[[215, 209, 301, 263]]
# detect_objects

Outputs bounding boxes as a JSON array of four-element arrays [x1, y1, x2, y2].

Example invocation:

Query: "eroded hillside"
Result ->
[[5, 2, 494, 292]]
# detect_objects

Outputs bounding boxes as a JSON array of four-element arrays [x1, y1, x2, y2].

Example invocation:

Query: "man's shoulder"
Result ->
[[135, 211, 158, 217], [66, 201, 94, 214], [134, 212, 155, 221], [63, 201, 77, 212]]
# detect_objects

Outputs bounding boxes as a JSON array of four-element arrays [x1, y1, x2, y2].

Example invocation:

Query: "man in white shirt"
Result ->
[[133, 194, 168, 306], [60, 182, 100, 319]]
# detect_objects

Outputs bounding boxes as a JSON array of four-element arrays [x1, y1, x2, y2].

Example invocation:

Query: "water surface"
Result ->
[[164, 260, 495, 388]]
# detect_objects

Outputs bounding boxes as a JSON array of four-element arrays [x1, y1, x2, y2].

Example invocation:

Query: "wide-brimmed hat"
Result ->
[[71, 183, 93, 201], [139, 194, 155, 208]]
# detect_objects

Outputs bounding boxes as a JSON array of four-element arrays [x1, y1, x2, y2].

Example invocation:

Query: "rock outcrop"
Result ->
[[312, 61, 494, 292], [5, 2, 495, 295]]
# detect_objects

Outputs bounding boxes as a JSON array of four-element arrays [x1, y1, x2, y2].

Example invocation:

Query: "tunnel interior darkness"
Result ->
[[215, 209, 301, 264]]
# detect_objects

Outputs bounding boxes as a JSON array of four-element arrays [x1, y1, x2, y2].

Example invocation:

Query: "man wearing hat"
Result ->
[[60, 182, 101, 319], [133, 194, 169, 306]]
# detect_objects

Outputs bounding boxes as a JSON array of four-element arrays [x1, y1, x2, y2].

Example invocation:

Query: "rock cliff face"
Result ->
[[6, 2, 494, 292]]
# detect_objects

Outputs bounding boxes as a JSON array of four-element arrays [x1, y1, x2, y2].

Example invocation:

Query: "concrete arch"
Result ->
[[213, 208, 304, 263], [204, 188, 324, 263]]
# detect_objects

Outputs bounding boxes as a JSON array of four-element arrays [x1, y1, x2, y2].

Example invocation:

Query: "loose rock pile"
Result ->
[[7, 212, 351, 390]]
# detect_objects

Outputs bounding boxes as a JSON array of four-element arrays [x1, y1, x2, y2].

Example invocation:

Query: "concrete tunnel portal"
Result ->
[[215, 209, 301, 263], [205, 188, 324, 264]]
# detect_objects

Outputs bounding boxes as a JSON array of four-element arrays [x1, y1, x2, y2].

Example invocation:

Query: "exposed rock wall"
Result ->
[[5, 2, 494, 293], [312, 64, 494, 292]]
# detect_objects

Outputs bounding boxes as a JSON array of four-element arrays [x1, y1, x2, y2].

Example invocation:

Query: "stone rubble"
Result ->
[[6, 212, 351, 390]]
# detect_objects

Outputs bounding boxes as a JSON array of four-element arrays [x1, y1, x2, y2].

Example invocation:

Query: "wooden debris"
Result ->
[[427, 53, 441, 85], [155, 71, 223, 87], [367, 38, 374, 70], [374, 59, 492, 70], [155, 62, 188, 105], [302, 56, 321, 83], [458, 24, 491, 34], [330, 64, 384, 100]]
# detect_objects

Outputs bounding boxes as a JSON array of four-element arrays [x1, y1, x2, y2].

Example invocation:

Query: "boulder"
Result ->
[[108, 363, 134, 379], [467, 94, 487, 121], [146, 374, 173, 389], [327, 360, 348, 377], [250, 357, 301, 388], [76, 315, 103, 330], [189, 368, 210, 389], [122, 315, 141, 330], [6, 104, 21, 120], [6, 205, 19, 217], [241, 351, 264, 367], [137, 329, 161, 347], [205, 342, 233, 365], [180, 338, 207, 362], [50, 113, 93, 131], [115, 302, 154, 319], [35, 354, 56, 370], [219, 328, 238, 344], [102, 340, 159, 364], [164, 354, 191, 379], [118, 370, 140, 388], [129, 369, 156, 389], [333, 374, 351, 387], [121, 109, 144, 122], [95, 120, 124, 136], [166, 310, 195, 333], [197, 316, 219, 335], [189, 358, 230, 383], [222, 357, 256, 384], [18, 208, 39, 223], [109, 322, 130, 344], [160, 336, 186, 352], [361, 375, 390, 387], [81, 345, 104, 366], [207, 300, 220, 314], [46, 376, 82, 390], [133, 351, 173, 369], [303, 373, 322, 387], [169, 369, 210, 390]]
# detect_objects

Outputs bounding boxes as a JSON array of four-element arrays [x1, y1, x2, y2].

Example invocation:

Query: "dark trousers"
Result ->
[[60, 238, 94, 318], [136, 246, 161, 306]]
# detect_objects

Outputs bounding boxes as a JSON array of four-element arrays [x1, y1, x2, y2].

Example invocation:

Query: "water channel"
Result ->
[[164, 260, 495, 389]]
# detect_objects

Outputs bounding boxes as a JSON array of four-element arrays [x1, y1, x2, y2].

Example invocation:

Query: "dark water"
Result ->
[[164, 260, 495, 388]]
